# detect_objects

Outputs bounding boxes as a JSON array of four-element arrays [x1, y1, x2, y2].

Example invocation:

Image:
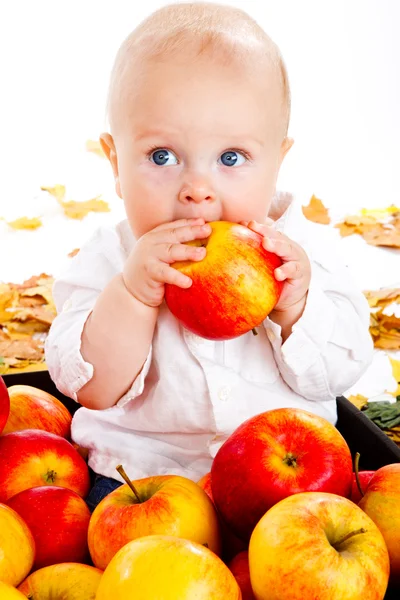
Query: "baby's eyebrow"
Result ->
[[134, 129, 264, 148]]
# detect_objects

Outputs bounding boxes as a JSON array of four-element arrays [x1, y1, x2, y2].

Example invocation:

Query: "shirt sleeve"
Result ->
[[263, 199, 374, 403], [44, 223, 152, 404]]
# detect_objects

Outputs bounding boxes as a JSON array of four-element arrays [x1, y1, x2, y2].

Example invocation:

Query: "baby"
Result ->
[[45, 1, 373, 510]]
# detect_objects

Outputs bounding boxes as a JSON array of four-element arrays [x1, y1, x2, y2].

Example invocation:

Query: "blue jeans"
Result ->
[[86, 474, 123, 512]]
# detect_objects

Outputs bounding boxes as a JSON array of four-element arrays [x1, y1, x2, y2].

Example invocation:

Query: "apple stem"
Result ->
[[333, 527, 367, 549], [354, 452, 365, 498], [252, 328, 258, 336], [116, 464, 142, 503]]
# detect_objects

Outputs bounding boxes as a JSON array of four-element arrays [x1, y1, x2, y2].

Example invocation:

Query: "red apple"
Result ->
[[95, 535, 241, 599], [211, 408, 353, 540], [3, 385, 72, 437], [165, 220, 283, 340], [0, 429, 90, 502], [228, 551, 255, 600], [359, 464, 400, 586], [249, 492, 390, 600], [350, 470, 375, 504], [7, 485, 91, 569], [88, 471, 221, 570], [0, 375, 10, 434], [198, 472, 246, 562], [0, 503, 35, 586]]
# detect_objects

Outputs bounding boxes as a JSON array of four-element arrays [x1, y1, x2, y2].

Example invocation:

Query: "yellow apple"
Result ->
[[96, 535, 242, 599], [0, 503, 35, 586], [249, 492, 390, 600], [17, 563, 103, 599], [88, 473, 221, 569], [0, 582, 27, 599]]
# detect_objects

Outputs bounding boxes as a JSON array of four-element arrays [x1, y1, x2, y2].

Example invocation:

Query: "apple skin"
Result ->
[[96, 535, 242, 599], [359, 464, 400, 586], [198, 472, 246, 562], [165, 220, 283, 340], [3, 385, 72, 438], [7, 485, 91, 569], [0, 582, 27, 599], [350, 470, 375, 504], [0, 375, 10, 434], [18, 563, 103, 599], [0, 503, 35, 586], [88, 474, 222, 570], [249, 492, 390, 600], [211, 408, 353, 540], [228, 551, 256, 600], [0, 429, 90, 502]]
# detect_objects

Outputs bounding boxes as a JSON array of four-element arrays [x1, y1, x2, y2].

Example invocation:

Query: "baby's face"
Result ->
[[104, 57, 292, 238]]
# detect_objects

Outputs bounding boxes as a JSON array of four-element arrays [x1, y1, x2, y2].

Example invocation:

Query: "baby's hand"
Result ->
[[123, 218, 211, 307], [242, 219, 311, 312]]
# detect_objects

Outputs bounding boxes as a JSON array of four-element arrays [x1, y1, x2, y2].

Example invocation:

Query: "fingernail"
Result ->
[[201, 224, 211, 232], [196, 246, 206, 255]]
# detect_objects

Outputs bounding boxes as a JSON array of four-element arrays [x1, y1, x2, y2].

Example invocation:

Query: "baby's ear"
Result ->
[[280, 136, 294, 162], [99, 133, 122, 199]]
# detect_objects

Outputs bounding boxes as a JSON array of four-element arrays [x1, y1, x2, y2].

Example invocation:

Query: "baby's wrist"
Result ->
[[269, 295, 307, 341], [119, 272, 159, 312]]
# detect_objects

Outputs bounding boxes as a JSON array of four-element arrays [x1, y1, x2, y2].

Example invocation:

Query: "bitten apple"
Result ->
[[18, 563, 103, 599], [3, 385, 72, 437], [249, 492, 390, 600], [7, 485, 91, 569], [0, 429, 90, 502], [0, 503, 35, 586], [0, 375, 10, 434], [359, 464, 400, 586], [211, 408, 353, 540], [96, 535, 241, 599], [165, 220, 283, 340], [88, 472, 221, 570]]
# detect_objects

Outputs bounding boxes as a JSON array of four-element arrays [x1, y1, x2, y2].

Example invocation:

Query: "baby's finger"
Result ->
[[262, 235, 298, 262], [158, 242, 206, 264], [274, 261, 303, 281], [152, 262, 193, 288], [246, 218, 275, 235], [153, 218, 206, 232], [161, 223, 212, 245]]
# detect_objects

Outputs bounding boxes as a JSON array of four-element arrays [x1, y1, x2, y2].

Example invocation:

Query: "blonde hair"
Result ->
[[107, 2, 291, 135]]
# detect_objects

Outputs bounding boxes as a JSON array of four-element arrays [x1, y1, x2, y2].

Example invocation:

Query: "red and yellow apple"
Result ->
[[3, 385, 72, 437], [165, 220, 283, 340], [7, 485, 91, 569], [0, 503, 35, 586], [0, 429, 90, 502], [88, 472, 221, 570], [249, 492, 390, 600], [198, 472, 246, 561], [18, 563, 103, 599], [359, 464, 400, 586], [96, 535, 241, 599], [0, 375, 10, 434], [228, 551, 255, 600], [211, 408, 353, 540], [350, 470, 375, 504], [0, 582, 27, 599]]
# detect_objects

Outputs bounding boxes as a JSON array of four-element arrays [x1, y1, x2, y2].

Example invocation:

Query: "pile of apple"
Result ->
[[0, 376, 400, 600]]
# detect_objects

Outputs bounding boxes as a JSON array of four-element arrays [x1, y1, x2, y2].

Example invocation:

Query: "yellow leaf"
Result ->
[[360, 206, 400, 218], [389, 357, 400, 398], [302, 195, 330, 225], [61, 196, 110, 220], [7, 216, 42, 230], [41, 184, 66, 203], [347, 394, 368, 410], [86, 139, 105, 158]]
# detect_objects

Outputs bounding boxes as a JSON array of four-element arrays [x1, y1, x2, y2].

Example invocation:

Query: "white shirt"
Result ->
[[45, 192, 373, 483]]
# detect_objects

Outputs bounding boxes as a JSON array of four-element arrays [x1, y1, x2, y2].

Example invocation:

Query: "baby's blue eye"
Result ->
[[150, 149, 178, 166], [218, 151, 246, 167]]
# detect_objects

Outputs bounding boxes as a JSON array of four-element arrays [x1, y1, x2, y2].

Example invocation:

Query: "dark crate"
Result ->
[[3, 370, 400, 598]]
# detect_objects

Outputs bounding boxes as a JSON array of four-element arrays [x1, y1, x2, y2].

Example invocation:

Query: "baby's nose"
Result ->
[[178, 177, 216, 204]]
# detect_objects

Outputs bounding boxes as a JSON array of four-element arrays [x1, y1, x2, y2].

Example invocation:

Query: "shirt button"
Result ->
[[62, 299, 72, 312], [218, 386, 231, 401], [266, 329, 276, 343]]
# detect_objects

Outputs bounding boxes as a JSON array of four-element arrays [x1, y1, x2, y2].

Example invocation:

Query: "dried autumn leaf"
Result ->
[[389, 357, 400, 397], [364, 288, 400, 308], [302, 194, 330, 225], [336, 207, 400, 248], [363, 287, 400, 350], [347, 394, 368, 410], [61, 196, 110, 220], [68, 248, 80, 258], [7, 216, 42, 230], [41, 184, 66, 203], [86, 139, 105, 158]]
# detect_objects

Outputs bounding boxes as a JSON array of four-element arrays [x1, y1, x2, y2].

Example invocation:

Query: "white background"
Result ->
[[0, 0, 399, 395]]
